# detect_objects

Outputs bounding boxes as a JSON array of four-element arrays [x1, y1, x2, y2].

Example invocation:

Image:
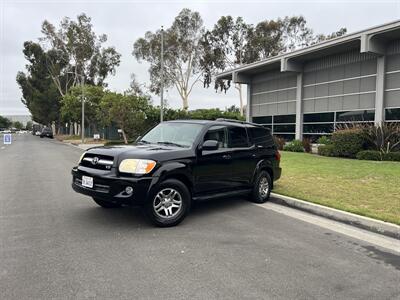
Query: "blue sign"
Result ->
[[3, 134, 12, 145]]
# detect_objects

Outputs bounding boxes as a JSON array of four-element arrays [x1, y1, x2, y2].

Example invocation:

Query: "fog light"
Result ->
[[125, 186, 134, 195]]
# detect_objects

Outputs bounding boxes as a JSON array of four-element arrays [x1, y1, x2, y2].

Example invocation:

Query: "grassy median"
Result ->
[[273, 152, 400, 225]]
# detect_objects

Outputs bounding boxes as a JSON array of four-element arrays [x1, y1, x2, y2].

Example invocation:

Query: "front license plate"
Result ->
[[82, 176, 93, 188]]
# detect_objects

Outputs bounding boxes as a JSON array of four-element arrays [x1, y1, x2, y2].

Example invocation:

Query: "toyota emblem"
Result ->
[[91, 157, 99, 165]]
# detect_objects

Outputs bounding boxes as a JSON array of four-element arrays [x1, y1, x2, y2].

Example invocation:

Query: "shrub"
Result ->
[[356, 150, 382, 161], [360, 123, 400, 153], [302, 138, 312, 153], [383, 152, 400, 162], [318, 144, 337, 157], [274, 136, 286, 150], [317, 136, 331, 145], [284, 140, 304, 152], [331, 129, 364, 158]]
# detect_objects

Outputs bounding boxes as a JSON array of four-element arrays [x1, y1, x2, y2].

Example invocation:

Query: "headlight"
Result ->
[[78, 152, 86, 164], [119, 159, 156, 174]]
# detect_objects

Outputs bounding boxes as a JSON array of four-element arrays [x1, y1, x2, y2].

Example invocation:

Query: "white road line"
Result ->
[[257, 202, 400, 253], [1, 147, 5, 150]]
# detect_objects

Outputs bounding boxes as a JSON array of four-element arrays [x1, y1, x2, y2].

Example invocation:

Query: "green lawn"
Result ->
[[273, 152, 400, 225]]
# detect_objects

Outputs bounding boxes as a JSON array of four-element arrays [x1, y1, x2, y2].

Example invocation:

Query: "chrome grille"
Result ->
[[80, 154, 114, 170]]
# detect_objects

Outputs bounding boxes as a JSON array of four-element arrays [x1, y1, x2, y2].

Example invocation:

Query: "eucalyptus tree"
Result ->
[[133, 8, 205, 110], [202, 16, 251, 115], [40, 13, 121, 96]]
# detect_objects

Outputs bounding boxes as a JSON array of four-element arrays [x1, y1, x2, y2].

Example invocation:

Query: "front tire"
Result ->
[[251, 171, 272, 203], [145, 179, 191, 227], [92, 197, 121, 208]]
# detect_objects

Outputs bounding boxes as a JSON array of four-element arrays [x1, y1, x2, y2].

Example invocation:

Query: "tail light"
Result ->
[[275, 151, 281, 162]]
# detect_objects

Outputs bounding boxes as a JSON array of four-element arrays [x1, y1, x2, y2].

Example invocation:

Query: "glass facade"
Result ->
[[254, 109, 377, 142], [385, 108, 400, 121], [253, 114, 296, 137]]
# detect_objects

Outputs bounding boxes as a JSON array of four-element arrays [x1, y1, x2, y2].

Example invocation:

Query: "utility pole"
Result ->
[[160, 26, 164, 123], [81, 75, 85, 144]]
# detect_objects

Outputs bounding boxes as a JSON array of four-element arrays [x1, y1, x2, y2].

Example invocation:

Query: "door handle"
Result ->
[[222, 154, 232, 160]]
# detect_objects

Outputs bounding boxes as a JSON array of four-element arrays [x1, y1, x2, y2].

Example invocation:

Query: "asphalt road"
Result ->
[[1, 134, 399, 300]]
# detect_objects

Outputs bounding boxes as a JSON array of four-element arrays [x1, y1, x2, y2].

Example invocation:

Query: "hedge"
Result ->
[[284, 140, 304, 152], [356, 150, 382, 161], [383, 152, 400, 162], [318, 144, 337, 157], [356, 150, 400, 162], [331, 129, 364, 158]]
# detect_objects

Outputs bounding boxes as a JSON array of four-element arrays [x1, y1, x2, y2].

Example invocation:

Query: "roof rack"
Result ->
[[215, 118, 263, 126]]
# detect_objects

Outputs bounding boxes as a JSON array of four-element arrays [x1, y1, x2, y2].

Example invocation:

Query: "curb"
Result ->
[[270, 193, 400, 240]]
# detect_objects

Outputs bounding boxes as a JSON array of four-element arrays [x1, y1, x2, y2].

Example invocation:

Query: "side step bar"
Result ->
[[192, 189, 252, 201]]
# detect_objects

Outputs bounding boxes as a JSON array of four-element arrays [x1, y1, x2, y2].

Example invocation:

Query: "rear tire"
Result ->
[[145, 179, 191, 227], [92, 197, 121, 208], [251, 171, 272, 203]]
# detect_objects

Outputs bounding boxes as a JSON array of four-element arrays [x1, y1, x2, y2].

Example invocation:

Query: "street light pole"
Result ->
[[81, 75, 85, 144], [160, 26, 164, 123]]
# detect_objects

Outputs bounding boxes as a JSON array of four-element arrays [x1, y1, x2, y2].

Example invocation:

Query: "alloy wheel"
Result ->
[[153, 188, 183, 219]]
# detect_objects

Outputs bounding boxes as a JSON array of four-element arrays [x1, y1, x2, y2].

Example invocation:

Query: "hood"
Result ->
[[85, 143, 194, 164]]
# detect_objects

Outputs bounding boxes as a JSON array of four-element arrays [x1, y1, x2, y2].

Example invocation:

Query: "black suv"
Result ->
[[71, 119, 281, 226]]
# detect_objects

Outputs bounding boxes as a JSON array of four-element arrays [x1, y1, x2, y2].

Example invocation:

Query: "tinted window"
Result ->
[[273, 114, 296, 124], [253, 116, 272, 124], [228, 126, 248, 148], [204, 126, 228, 148], [336, 110, 375, 122], [385, 108, 400, 121], [249, 127, 272, 147], [304, 112, 334, 123]]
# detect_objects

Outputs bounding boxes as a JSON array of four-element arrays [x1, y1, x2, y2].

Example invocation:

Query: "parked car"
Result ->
[[40, 127, 53, 138], [71, 119, 281, 227]]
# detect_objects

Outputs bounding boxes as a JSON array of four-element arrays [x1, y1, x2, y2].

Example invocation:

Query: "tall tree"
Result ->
[[202, 16, 251, 115], [16, 42, 61, 126], [40, 13, 121, 97], [133, 8, 205, 110]]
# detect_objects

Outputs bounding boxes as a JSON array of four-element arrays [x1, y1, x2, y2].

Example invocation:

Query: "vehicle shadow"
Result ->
[[72, 196, 252, 230]]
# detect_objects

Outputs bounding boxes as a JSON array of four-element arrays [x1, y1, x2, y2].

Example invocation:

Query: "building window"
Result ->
[[303, 112, 335, 138], [336, 110, 375, 122], [274, 124, 295, 133], [253, 114, 295, 139], [253, 116, 272, 124], [274, 114, 296, 124], [304, 112, 334, 123], [303, 124, 334, 134], [385, 108, 400, 121], [303, 109, 376, 139]]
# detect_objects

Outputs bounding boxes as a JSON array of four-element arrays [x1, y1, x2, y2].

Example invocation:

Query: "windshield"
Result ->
[[140, 122, 204, 148]]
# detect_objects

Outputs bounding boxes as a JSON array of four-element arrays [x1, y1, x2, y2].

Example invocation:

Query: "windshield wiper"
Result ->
[[156, 141, 186, 148], [137, 139, 150, 144]]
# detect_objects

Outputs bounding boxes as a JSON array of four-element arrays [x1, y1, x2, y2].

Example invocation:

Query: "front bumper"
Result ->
[[71, 166, 156, 206]]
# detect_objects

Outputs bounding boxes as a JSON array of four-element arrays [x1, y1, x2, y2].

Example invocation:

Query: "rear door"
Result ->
[[228, 125, 254, 189], [248, 126, 276, 172]]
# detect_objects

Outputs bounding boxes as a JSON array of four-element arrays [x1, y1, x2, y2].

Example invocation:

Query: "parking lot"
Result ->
[[1, 134, 399, 299]]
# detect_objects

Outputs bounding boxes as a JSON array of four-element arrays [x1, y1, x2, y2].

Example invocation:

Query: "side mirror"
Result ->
[[202, 140, 219, 151]]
